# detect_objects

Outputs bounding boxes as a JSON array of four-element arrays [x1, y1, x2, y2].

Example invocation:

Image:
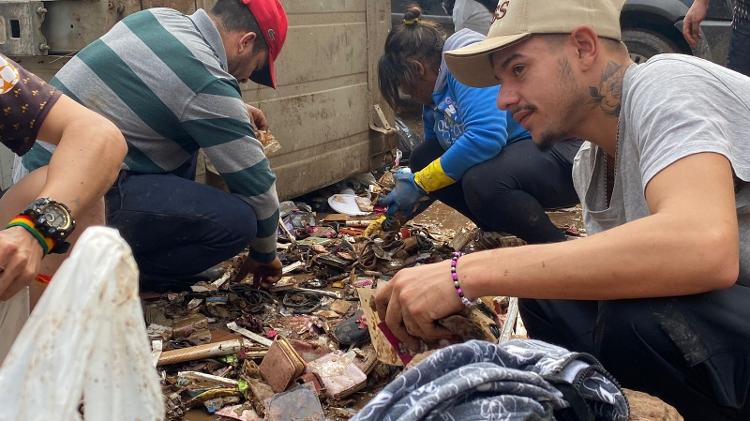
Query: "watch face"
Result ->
[[41, 204, 71, 229]]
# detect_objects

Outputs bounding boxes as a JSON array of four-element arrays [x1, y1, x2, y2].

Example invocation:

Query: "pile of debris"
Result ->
[[141, 171, 526, 421]]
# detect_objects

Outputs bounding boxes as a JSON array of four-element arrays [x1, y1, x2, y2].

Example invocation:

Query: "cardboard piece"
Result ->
[[356, 288, 404, 366]]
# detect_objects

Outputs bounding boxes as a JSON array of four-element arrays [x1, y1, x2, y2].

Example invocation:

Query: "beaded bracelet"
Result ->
[[6, 214, 54, 255], [450, 252, 480, 307]]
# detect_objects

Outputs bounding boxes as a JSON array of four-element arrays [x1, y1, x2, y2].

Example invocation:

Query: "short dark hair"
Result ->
[[541, 33, 628, 54], [211, 0, 268, 51]]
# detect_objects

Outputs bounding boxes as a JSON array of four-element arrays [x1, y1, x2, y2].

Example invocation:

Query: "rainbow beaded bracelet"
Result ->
[[6, 214, 55, 255], [450, 251, 480, 307]]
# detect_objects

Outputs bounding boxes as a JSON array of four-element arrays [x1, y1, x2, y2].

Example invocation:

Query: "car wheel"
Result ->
[[622, 29, 680, 64]]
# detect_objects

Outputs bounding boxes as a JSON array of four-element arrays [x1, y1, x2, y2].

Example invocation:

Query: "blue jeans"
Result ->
[[105, 170, 257, 285]]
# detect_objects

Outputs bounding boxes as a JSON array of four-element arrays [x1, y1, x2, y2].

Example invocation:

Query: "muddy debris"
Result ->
[[140, 171, 584, 420]]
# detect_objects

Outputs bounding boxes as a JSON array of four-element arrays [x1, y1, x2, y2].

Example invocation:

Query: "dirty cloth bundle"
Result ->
[[0, 227, 164, 420], [353, 339, 629, 421]]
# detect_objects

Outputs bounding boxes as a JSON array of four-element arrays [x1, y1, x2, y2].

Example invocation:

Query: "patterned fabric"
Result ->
[[353, 340, 629, 421], [734, 0, 750, 28], [0, 54, 60, 156], [21, 8, 279, 262]]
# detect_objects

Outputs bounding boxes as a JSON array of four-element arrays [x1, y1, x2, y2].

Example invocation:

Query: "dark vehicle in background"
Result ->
[[391, 0, 734, 65]]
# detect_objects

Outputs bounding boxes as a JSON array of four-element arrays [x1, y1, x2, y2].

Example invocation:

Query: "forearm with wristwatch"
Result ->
[[6, 198, 76, 255]]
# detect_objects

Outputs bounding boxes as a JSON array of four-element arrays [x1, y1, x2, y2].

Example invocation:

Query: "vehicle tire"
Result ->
[[622, 28, 680, 64]]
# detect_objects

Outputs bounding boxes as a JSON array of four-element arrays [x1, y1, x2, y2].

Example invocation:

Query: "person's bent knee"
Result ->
[[217, 196, 258, 247], [461, 166, 514, 218]]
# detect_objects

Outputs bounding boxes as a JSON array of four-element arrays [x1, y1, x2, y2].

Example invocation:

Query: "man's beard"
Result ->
[[535, 125, 570, 151], [532, 56, 585, 151]]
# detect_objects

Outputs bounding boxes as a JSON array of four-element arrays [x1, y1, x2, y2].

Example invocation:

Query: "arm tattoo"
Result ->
[[589, 61, 626, 117]]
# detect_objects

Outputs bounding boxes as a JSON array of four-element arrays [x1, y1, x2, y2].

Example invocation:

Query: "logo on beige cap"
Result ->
[[492, 1, 511, 23]]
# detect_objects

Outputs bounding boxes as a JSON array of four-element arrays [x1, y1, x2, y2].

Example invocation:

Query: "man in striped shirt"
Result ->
[[20, 0, 288, 287]]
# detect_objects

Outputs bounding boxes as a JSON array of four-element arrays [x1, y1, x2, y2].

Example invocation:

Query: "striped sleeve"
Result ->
[[181, 80, 279, 262]]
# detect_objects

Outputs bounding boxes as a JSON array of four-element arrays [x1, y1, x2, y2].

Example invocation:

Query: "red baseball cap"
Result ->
[[242, 0, 288, 88]]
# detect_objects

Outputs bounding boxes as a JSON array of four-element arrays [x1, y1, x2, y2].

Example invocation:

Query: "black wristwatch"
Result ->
[[22, 198, 76, 254]]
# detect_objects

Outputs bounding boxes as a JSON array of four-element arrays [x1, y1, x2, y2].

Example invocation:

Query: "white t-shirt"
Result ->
[[573, 54, 750, 285], [452, 0, 492, 35]]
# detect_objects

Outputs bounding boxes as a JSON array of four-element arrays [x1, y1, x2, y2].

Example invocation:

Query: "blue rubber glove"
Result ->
[[378, 170, 429, 218]]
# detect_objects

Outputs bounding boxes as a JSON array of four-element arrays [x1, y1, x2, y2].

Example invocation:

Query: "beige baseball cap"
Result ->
[[445, 0, 626, 87]]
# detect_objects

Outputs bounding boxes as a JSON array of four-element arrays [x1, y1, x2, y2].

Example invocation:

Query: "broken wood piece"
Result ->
[[157, 338, 266, 366], [291, 287, 342, 299], [625, 388, 683, 420], [281, 261, 304, 275], [211, 270, 232, 289], [345, 219, 376, 228], [329, 300, 352, 315], [172, 313, 209, 339], [227, 321, 274, 347], [151, 340, 163, 368], [178, 370, 239, 387], [449, 229, 474, 252], [246, 378, 275, 417], [278, 215, 297, 244], [321, 214, 350, 222], [499, 297, 519, 343]]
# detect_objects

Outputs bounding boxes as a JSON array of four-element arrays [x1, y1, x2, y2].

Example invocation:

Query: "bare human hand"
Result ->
[[245, 104, 269, 131], [683, 0, 709, 48], [233, 255, 282, 288], [0, 226, 44, 300], [374, 259, 461, 350]]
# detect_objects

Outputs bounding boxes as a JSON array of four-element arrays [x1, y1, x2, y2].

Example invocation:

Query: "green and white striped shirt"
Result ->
[[22, 8, 279, 262]]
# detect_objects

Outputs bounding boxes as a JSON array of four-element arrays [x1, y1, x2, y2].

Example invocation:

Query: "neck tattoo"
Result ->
[[591, 61, 626, 206]]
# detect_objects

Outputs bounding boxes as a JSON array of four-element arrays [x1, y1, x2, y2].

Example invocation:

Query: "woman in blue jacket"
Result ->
[[378, 7, 581, 244]]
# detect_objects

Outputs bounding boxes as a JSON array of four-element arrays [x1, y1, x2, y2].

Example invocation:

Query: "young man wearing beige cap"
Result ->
[[375, 0, 750, 418]]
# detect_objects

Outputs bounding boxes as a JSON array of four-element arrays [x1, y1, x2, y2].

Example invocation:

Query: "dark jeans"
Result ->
[[105, 170, 257, 285], [410, 139, 581, 243], [520, 284, 750, 420]]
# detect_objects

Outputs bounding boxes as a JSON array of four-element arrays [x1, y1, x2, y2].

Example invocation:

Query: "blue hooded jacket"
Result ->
[[421, 29, 530, 184]]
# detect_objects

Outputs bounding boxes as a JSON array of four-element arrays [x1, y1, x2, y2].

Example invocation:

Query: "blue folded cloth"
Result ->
[[352, 339, 629, 421]]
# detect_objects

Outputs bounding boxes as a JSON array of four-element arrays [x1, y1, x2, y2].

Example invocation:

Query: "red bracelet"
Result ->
[[450, 252, 479, 307], [35, 273, 52, 284]]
